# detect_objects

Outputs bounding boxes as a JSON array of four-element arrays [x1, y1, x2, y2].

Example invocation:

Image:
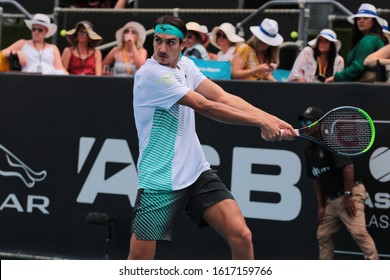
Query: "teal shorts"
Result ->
[[130, 169, 234, 241]]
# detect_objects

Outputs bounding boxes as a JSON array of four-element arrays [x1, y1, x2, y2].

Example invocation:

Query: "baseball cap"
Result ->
[[298, 106, 324, 121]]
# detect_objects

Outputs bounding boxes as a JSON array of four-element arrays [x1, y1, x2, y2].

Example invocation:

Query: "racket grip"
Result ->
[[262, 129, 300, 141]]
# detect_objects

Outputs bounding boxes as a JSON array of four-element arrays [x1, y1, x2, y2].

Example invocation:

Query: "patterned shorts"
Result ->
[[130, 169, 234, 241]]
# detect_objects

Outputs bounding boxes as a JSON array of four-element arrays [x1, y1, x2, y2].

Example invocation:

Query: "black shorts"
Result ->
[[130, 169, 234, 241]]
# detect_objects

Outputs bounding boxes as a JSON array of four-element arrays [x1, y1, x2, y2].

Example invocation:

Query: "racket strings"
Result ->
[[320, 109, 373, 154]]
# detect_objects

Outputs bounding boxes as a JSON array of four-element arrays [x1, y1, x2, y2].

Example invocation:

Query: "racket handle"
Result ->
[[261, 129, 300, 141]]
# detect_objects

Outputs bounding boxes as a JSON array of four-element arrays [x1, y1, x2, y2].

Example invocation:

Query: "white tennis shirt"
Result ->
[[133, 56, 210, 191]]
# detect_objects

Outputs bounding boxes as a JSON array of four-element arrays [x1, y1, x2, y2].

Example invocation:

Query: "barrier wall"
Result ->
[[0, 73, 389, 260]]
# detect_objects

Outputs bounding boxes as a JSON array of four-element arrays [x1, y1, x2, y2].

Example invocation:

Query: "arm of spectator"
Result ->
[[102, 47, 116, 69], [288, 47, 310, 82], [61, 47, 71, 71], [95, 49, 103, 76], [1, 39, 25, 57], [364, 44, 390, 67], [114, 0, 128, 9], [53, 45, 68, 74]]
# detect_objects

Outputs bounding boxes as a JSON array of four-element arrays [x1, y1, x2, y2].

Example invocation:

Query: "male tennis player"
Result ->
[[129, 15, 296, 260], [299, 106, 378, 259]]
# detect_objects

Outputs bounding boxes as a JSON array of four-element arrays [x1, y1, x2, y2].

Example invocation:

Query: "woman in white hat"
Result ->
[[325, 3, 387, 83], [1, 13, 67, 75], [183, 21, 209, 60], [232, 18, 283, 81], [62, 21, 103, 75], [102, 21, 147, 77], [288, 29, 344, 82], [210, 22, 244, 62], [364, 20, 390, 82]]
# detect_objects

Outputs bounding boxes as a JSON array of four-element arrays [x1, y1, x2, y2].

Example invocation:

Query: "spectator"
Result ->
[[325, 3, 387, 83], [183, 22, 209, 60], [210, 23, 245, 62], [62, 21, 103, 75], [288, 29, 344, 82], [231, 18, 283, 81], [102, 21, 147, 77], [1, 13, 67, 75]]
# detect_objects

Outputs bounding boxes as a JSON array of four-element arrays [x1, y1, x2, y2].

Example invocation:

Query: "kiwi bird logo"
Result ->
[[0, 144, 47, 188]]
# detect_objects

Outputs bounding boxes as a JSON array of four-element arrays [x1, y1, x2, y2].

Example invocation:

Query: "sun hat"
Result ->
[[115, 21, 146, 49], [24, 13, 57, 38], [298, 106, 325, 121], [185, 21, 208, 43], [66, 21, 102, 47], [308, 29, 342, 52], [249, 18, 283, 46], [347, 3, 383, 25], [382, 19, 390, 35], [210, 22, 245, 49]]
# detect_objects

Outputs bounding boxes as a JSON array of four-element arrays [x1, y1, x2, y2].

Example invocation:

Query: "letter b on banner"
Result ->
[[231, 147, 301, 221]]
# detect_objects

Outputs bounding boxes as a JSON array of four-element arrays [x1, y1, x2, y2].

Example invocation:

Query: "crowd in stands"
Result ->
[[1, 2, 390, 82]]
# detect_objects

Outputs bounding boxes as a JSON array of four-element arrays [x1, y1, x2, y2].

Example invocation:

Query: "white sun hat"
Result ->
[[210, 22, 245, 49], [347, 3, 383, 26], [308, 29, 342, 52], [249, 18, 283, 46], [382, 19, 390, 35], [24, 13, 57, 38]]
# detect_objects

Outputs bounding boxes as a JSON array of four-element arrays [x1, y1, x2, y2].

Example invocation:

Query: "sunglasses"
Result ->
[[32, 27, 44, 33], [216, 32, 227, 39], [124, 29, 138, 35], [300, 120, 313, 127]]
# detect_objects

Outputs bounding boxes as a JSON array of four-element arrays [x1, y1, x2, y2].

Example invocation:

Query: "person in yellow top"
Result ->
[[232, 18, 283, 81]]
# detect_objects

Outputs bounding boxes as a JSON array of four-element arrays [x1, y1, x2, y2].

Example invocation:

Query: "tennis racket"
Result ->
[[264, 106, 376, 156]]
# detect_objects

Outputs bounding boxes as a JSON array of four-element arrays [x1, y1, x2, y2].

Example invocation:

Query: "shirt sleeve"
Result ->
[[288, 47, 312, 81], [334, 35, 384, 81]]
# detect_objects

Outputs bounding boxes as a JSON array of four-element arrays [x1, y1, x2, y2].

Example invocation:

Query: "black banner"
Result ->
[[0, 73, 389, 260]]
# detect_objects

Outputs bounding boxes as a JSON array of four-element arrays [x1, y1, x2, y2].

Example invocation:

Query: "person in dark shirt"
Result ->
[[299, 106, 378, 259]]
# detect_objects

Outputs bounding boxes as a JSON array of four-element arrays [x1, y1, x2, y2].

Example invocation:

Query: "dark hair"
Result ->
[[313, 42, 336, 77], [350, 18, 388, 49], [153, 15, 187, 43]]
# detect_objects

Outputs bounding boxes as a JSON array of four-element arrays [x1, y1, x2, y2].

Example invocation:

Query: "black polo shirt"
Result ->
[[305, 142, 353, 195]]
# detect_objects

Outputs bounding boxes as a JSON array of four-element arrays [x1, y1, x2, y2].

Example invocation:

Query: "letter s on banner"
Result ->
[[231, 147, 301, 221]]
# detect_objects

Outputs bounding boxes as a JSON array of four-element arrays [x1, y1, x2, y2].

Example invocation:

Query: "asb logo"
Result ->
[[76, 137, 138, 206], [0, 144, 47, 188]]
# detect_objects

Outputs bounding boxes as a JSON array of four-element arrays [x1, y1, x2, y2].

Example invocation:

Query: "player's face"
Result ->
[[153, 34, 184, 68]]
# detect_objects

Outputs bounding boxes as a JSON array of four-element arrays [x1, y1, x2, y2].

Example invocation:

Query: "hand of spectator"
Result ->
[[325, 76, 334, 83], [16, 50, 27, 67]]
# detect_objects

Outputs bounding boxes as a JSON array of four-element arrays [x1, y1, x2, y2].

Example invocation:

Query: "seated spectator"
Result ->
[[62, 21, 103, 75], [210, 22, 245, 62], [102, 21, 147, 77], [231, 18, 283, 81], [288, 29, 344, 82], [183, 22, 209, 60], [1, 13, 68, 75], [364, 44, 390, 82], [325, 3, 387, 83]]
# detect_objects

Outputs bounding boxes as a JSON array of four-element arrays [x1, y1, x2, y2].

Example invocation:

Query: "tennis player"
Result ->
[[129, 15, 296, 260]]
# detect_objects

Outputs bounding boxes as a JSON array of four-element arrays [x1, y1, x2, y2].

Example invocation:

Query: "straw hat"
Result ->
[[65, 21, 103, 47], [24, 13, 57, 38], [308, 29, 342, 52], [250, 18, 283, 46], [347, 3, 383, 26], [210, 22, 244, 49], [115, 21, 146, 49], [186, 21, 208, 43]]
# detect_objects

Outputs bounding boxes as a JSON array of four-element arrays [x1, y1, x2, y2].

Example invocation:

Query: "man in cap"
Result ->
[[299, 106, 378, 259], [129, 15, 296, 260]]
